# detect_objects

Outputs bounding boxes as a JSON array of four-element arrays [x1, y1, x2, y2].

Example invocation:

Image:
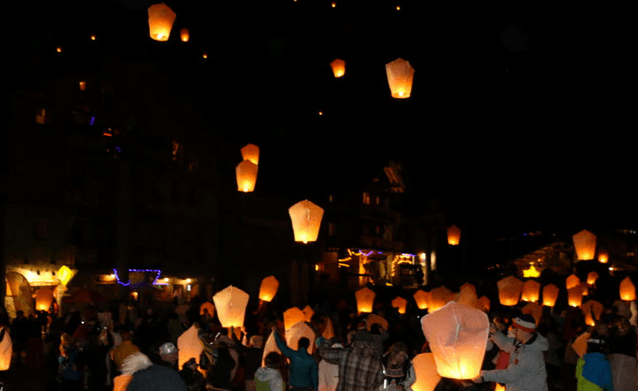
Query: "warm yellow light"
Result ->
[[587, 271, 599, 286], [202, 53, 208, 59], [542, 283, 559, 307], [180, 28, 190, 42], [79, 81, 86, 91], [259, 276, 279, 302], [355, 286, 375, 314], [385, 58, 414, 99], [330, 58, 345, 78], [331, 2, 336, 7], [620, 277, 636, 301], [447, 225, 461, 245], [185, 278, 192, 284], [90, 34, 96, 41], [213, 285, 250, 328], [598, 248, 609, 264], [148, 3, 176, 42], [568, 285, 584, 307], [391, 296, 408, 314], [289, 200, 324, 243], [240, 144, 260, 165], [566, 274, 581, 290], [236, 160, 258, 192], [57, 265, 75, 286], [521, 280, 541, 303], [56, 47, 62, 53], [572, 229, 597, 261], [523, 265, 541, 278], [497, 276, 523, 306]]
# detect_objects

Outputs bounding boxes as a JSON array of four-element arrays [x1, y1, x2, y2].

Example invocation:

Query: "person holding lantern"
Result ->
[[472, 314, 549, 391], [272, 325, 318, 391]]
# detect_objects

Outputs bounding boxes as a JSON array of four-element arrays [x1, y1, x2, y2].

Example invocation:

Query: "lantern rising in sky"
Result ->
[[240, 143, 260, 165], [259, 276, 279, 302], [355, 286, 375, 314], [288, 200, 324, 243], [447, 225, 461, 245], [180, 27, 190, 42], [497, 276, 523, 306], [542, 283, 560, 307], [413, 289, 430, 310], [521, 279, 541, 303], [572, 229, 597, 261], [330, 58, 346, 77], [568, 285, 585, 308], [598, 248, 609, 264], [385, 58, 414, 99], [236, 160, 258, 192], [148, 3, 176, 41], [620, 276, 636, 301], [212, 285, 249, 328]]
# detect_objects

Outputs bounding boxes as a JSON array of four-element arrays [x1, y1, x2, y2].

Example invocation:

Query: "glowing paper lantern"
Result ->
[[573, 229, 596, 261], [497, 276, 523, 306], [392, 296, 408, 314], [521, 280, 541, 303], [572, 332, 591, 358], [587, 271, 599, 286], [421, 301, 489, 379], [57, 265, 76, 286], [0, 325, 12, 371], [330, 58, 346, 77], [236, 160, 258, 192], [262, 330, 281, 367], [411, 353, 441, 391], [429, 286, 455, 313], [147, 3, 176, 42], [475, 296, 490, 312], [413, 289, 430, 310], [355, 287, 375, 314], [259, 276, 279, 302], [289, 200, 324, 243], [322, 317, 335, 339], [598, 248, 609, 264], [212, 285, 249, 328], [284, 307, 306, 331], [302, 305, 314, 322], [177, 324, 203, 370], [35, 287, 54, 312], [199, 301, 215, 317], [385, 58, 414, 99], [620, 277, 636, 301], [366, 314, 389, 331], [180, 28, 190, 42], [285, 321, 316, 353], [522, 302, 543, 327], [568, 285, 585, 308], [542, 284, 560, 307], [240, 143, 260, 165], [581, 300, 604, 327], [447, 225, 461, 245], [566, 274, 581, 290], [457, 283, 477, 308]]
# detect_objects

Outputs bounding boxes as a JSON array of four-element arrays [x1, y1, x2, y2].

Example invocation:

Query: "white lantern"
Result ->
[[147, 3, 176, 42], [385, 58, 414, 99], [236, 160, 258, 192], [212, 285, 249, 328], [240, 143, 260, 165], [572, 229, 596, 261], [289, 200, 324, 243]]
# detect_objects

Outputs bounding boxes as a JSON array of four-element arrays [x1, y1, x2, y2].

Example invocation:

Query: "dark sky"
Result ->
[[8, 1, 636, 234]]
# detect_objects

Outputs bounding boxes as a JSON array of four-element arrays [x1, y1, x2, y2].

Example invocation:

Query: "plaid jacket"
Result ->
[[318, 341, 384, 391]]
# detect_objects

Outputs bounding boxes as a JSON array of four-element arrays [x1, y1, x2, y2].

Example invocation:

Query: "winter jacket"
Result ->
[[119, 351, 187, 391], [274, 330, 319, 390], [608, 353, 638, 391], [481, 331, 549, 391], [255, 366, 285, 391], [576, 353, 614, 391]]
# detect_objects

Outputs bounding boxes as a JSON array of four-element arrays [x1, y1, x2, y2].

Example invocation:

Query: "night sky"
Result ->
[[8, 1, 636, 236]]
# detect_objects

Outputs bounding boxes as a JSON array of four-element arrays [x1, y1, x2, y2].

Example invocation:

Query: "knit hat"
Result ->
[[159, 342, 177, 355], [512, 314, 536, 333]]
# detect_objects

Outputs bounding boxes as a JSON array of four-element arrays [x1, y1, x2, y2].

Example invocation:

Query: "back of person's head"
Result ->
[[297, 337, 310, 350], [264, 352, 282, 369], [370, 323, 381, 334], [587, 333, 608, 354]]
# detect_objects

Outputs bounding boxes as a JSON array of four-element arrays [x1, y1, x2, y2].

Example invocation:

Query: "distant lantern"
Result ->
[[598, 248, 609, 264], [522, 302, 543, 327], [457, 283, 477, 308], [475, 296, 491, 312], [236, 160, 258, 192], [429, 286, 455, 313], [355, 286, 375, 314], [35, 287, 54, 312], [447, 225, 461, 245], [57, 265, 76, 286], [413, 289, 430, 310], [302, 305, 314, 322], [572, 229, 597, 261], [411, 353, 441, 391], [568, 285, 585, 308], [180, 27, 190, 42], [330, 58, 345, 77], [289, 200, 324, 243], [620, 277, 636, 301], [259, 276, 279, 302], [240, 143, 260, 165], [79, 81, 86, 91], [421, 301, 489, 380], [283, 307, 306, 331], [199, 301, 215, 317], [391, 296, 408, 314], [148, 3, 176, 42], [212, 285, 249, 328], [286, 321, 316, 354], [497, 276, 523, 306], [385, 58, 414, 99], [521, 280, 541, 303], [542, 283, 560, 307], [587, 271, 599, 286], [566, 274, 581, 290], [581, 300, 604, 327]]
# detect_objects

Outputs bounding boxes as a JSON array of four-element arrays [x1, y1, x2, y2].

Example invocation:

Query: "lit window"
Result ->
[[375, 196, 381, 205], [363, 192, 370, 205]]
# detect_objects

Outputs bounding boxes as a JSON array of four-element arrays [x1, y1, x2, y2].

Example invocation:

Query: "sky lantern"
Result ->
[[286, 321, 316, 353], [177, 324, 203, 370], [598, 248, 609, 264], [366, 313, 389, 331], [620, 277, 636, 301], [447, 225, 461, 245], [259, 275, 279, 302], [572, 229, 597, 261], [199, 301, 215, 317], [262, 330, 282, 367], [0, 325, 11, 370], [581, 300, 604, 327], [283, 307, 306, 331], [413, 289, 430, 310], [572, 332, 591, 358], [302, 305, 314, 322], [147, 3, 176, 41], [429, 286, 455, 312], [411, 353, 441, 391], [542, 284, 560, 307], [57, 265, 76, 286], [497, 276, 523, 306], [330, 58, 345, 77], [475, 296, 490, 312], [457, 283, 477, 308], [421, 301, 490, 379], [391, 296, 408, 314], [322, 317, 335, 339], [240, 143, 260, 165], [521, 280, 541, 303], [180, 27, 190, 42], [567, 285, 585, 307], [566, 274, 581, 290], [35, 287, 54, 312], [385, 58, 414, 99], [212, 285, 249, 328], [289, 200, 324, 243], [522, 302, 542, 327], [355, 286, 375, 314], [587, 271, 599, 286], [236, 160, 258, 192]]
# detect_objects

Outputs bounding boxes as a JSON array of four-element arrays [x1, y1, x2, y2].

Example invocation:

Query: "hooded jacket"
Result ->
[[481, 331, 549, 391], [255, 366, 284, 391], [576, 352, 614, 391]]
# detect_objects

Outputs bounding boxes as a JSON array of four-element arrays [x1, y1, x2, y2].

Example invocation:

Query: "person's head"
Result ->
[[159, 342, 179, 364], [587, 332, 608, 354], [511, 314, 537, 343], [264, 352, 282, 369], [297, 337, 310, 350]]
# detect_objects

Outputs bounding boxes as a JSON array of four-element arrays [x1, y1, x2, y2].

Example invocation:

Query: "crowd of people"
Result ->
[[0, 281, 637, 391]]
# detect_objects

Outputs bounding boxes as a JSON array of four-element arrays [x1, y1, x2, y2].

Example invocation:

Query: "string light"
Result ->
[[113, 268, 162, 288]]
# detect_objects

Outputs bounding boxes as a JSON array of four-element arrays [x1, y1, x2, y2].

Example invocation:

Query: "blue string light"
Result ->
[[113, 268, 162, 289]]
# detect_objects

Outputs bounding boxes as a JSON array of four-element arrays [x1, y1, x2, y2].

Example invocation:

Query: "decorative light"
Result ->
[[35, 287, 54, 311], [212, 285, 249, 328], [567, 285, 584, 307], [57, 265, 76, 286], [284, 307, 306, 330], [581, 300, 603, 327], [259, 276, 279, 302], [148, 3, 176, 42], [523, 264, 541, 278], [355, 286, 375, 314], [587, 271, 599, 286], [113, 268, 162, 289], [521, 280, 541, 302], [421, 301, 489, 379], [542, 283, 560, 307], [180, 28, 190, 42], [447, 225, 461, 245], [428, 286, 455, 313], [385, 58, 414, 99], [620, 276, 636, 301], [289, 200, 324, 243], [572, 229, 596, 261], [236, 160, 258, 192], [330, 59, 345, 78], [497, 276, 523, 306], [240, 143, 260, 165]]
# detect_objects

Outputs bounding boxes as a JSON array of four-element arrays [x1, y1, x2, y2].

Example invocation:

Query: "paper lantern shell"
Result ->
[[35, 287, 54, 312], [330, 59, 346, 78], [199, 301, 215, 317], [212, 285, 249, 328], [573, 229, 597, 261], [240, 143, 260, 165], [421, 301, 489, 379], [285, 321, 316, 354], [180, 28, 190, 42], [542, 283, 560, 307], [457, 283, 477, 308], [587, 271, 599, 286], [147, 3, 176, 41], [289, 200, 324, 243], [428, 286, 454, 313], [411, 353, 441, 391], [385, 58, 415, 99], [521, 302, 543, 326], [259, 276, 279, 302], [497, 276, 523, 306], [568, 285, 585, 308], [177, 324, 203, 370], [620, 277, 636, 301], [236, 160, 258, 192], [262, 330, 282, 367], [581, 300, 604, 327], [283, 307, 306, 331], [521, 280, 541, 303], [0, 326, 11, 371], [322, 317, 335, 340], [391, 296, 408, 314], [355, 287, 375, 314], [566, 274, 581, 290], [572, 332, 591, 358], [413, 289, 430, 310], [447, 225, 461, 245], [475, 296, 491, 312], [366, 314, 389, 332]]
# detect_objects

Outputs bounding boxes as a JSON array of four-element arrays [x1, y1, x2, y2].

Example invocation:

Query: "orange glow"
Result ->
[[180, 28, 190, 42], [447, 225, 461, 245], [542, 283, 559, 307], [148, 3, 176, 41], [236, 160, 258, 192], [259, 276, 279, 302], [79, 81, 86, 91], [240, 144, 260, 165], [572, 229, 597, 261], [413, 289, 429, 310], [284, 307, 306, 330], [355, 286, 375, 313], [566, 274, 581, 290], [521, 280, 541, 302], [289, 200, 324, 243], [598, 248, 609, 263], [568, 285, 584, 307], [391, 296, 408, 314], [582, 300, 603, 327], [587, 271, 599, 286], [620, 277, 636, 301], [90, 34, 96, 41], [213, 285, 250, 328], [411, 353, 440, 391], [330, 59, 345, 78], [56, 46, 62, 53], [385, 58, 414, 99], [497, 276, 523, 306]]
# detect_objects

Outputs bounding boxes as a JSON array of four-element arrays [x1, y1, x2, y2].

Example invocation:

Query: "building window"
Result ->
[[363, 192, 370, 205], [375, 196, 381, 205]]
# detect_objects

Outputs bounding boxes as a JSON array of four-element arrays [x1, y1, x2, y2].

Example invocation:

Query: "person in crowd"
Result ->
[[575, 333, 614, 391], [243, 334, 266, 391], [255, 351, 285, 391], [110, 326, 140, 374], [370, 323, 389, 360], [317, 329, 384, 391], [179, 357, 207, 391], [10, 310, 28, 366], [206, 341, 237, 391], [56, 333, 85, 391], [472, 313, 549, 391], [272, 325, 319, 391], [317, 341, 341, 391], [380, 341, 415, 391], [118, 351, 187, 391]]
